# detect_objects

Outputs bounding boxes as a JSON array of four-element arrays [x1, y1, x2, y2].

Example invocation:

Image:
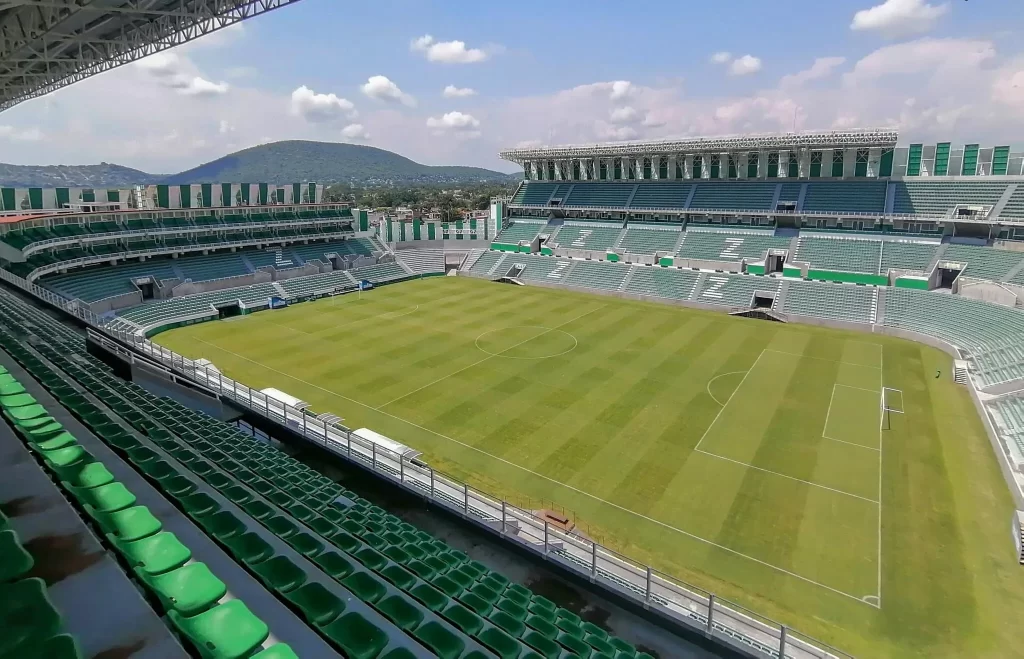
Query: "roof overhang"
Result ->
[[0, 0, 303, 113], [499, 128, 899, 164]]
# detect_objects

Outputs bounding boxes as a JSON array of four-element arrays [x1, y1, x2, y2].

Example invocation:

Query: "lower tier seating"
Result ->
[[694, 273, 779, 307], [622, 266, 699, 301], [0, 287, 653, 659], [493, 221, 546, 246], [549, 223, 621, 252], [781, 281, 876, 324], [563, 260, 629, 291], [677, 230, 788, 263], [616, 226, 681, 255], [396, 250, 445, 275], [794, 237, 881, 275]]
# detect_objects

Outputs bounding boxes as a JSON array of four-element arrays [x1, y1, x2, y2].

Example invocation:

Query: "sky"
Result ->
[[0, 0, 1022, 175]]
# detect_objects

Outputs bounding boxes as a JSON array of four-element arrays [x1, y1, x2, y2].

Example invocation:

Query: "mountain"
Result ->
[[0, 162, 162, 188], [0, 141, 516, 188]]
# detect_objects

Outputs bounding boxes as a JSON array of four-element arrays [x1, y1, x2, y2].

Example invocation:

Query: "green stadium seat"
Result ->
[[250, 644, 300, 659], [376, 594, 424, 631], [442, 601, 485, 636], [112, 531, 192, 576], [0, 530, 35, 582], [251, 556, 307, 594], [413, 620, 466, 659], [283, 581, 346, 626], [477, 625, 521, 659], [222, 532, 275, 567], [68, 481, 136, 513], [319, 612, 389, 659], [525, 614, 558, 639], [170, 599, 270, 659], [91, 505, 162, 542], [0, 578, 63, 655], [342, 571, 387, 604], [523, 629, 561, 659], [141, 562, 227, 616]]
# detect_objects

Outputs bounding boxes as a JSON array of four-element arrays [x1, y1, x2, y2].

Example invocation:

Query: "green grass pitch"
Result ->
[[156, 276, 1024, 658]]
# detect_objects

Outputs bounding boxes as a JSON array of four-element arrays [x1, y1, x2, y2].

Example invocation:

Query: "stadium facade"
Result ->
[[2, 128, 1024, 659]]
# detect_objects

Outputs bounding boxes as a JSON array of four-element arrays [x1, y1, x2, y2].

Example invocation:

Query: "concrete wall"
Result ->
[[88, 290, 143, 315], [170, 271, 271, 297], [958, 278, 1020, 308]]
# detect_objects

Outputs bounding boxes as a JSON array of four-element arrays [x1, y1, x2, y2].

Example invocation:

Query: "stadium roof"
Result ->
[[499, 128, 899, 163], [0, 0, 302, 113]]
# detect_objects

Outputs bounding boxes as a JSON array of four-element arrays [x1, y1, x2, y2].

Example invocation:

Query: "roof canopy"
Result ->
[[499, 128, 899, 164], [0, 0, 302, 113]]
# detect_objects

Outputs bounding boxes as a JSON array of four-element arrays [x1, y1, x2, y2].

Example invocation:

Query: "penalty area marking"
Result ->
[[474, 326, 579, 360], [705, 371, 749, 407], [186, 333, 877, 608]]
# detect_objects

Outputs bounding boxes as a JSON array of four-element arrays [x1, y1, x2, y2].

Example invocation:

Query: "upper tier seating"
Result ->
[[467, 251, 507, 276], [781, 280, 876, 324], [777, 183, 802, 205], [1000, 186, 1024, 219], [176, 252, 251, 282], [623, 266, 699, 301], [563, 183, 636, 208], [878, 241, 939, 274], [493, 221, 546, 245], [564, 260, 629, 291], [616, 225, 682, 255], [276, 270, 358, 299], [247, 248, 298, 270], [44, 260, 179, 302], [511, 182, 558, 206], [288, 238, 377, 264], [396, 250, 445, 275], [0, 289, 652, 659], [628, 183, 692, 209], [694, 273, 779, 307], [892, 181, 1009, 216], [940, 244, 1024, 281], [794, 236, 882, 274], [677, 230, 789, 263], [801, 181, 887, 214], [550, 223, 622, 251], [689, 182, 777, 211]]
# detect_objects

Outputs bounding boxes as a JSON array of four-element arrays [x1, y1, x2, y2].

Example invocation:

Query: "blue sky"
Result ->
[[0, 0, 1021, 174]]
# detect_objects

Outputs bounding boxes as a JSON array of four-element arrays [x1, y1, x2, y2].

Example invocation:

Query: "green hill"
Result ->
[[161, 140, 515, 185], [0, 141, 516, 187]]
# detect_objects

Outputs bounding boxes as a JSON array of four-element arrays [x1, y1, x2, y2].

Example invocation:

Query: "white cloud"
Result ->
[[426, 111, 480, 131], [135, 52, 181, 77], [341, 123, 370, 141], [780, 57, 846, 88], [991, 63, 1024, 107], [170, 76, 229, 97], [594, 123, 638, 141], [851, 0, 950, 38], [443, 85, 477, 98], [289, 85, 357, 122], [218, 120, 235, 134], [609, 81, 632, 101], [729, 55, 763, 76], [609, 106, 638, 124], [844, 38, 994, 85], [710, 51, 732, 64], [0, 125, 43, 142], [361, 75, 416, 107], [411, 35, 489, 64]]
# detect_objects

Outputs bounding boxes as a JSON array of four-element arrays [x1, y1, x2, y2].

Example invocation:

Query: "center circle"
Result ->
[[475, 326, 578, 360]]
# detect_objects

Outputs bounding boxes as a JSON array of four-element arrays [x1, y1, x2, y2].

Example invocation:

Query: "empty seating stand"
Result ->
[[563, 183, 635, 208], [176, 252, 252, 282], [794, 236, 882, 275], [550, 223, 622, 252], [677, 230, 788, 263], [492, 221, 545, 246], [564, 260, 629, 291], [114, 284, 278, 331], [689, 182, 776, 211], [878, 241, 939, 274], [623, 266, 699, 301], [782, 280, 876, 323], [892, 181, 1009, 217], [694, 273, 780, 307], [396, 250, 445, 275], [940, 244, 1024, 282], [628, 183, 692, 210], [349, 262, 409, 284], [0, 289, 652, 659], [801, 181, 886, 214], [616, 225, 682, 255], [44, 259, 179, 302]]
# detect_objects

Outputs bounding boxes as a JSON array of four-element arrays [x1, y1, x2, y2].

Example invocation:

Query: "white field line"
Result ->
[[376, 305, 604, 410], [877, 344, 885, 606], [188, 335, 876, 607], [693, 350, 765, 452], [705, 371, 749, 407]]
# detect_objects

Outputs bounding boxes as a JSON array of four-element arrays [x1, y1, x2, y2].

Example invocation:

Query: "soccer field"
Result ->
[[156, 276, 1024, 658]]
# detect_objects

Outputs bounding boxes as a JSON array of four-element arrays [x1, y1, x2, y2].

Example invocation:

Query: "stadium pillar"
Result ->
[[591, 542, 597, 581], [500, 501, 506, 534], [706, 594, 715, 633], [779, 626, 788, 656], [372, 442, 377, 471], [430, 469, 435, 500], [399, 456, 404, 484], [463, 483, 469, 515], [645, 567, 652, 605], [543, 521, 549, 554]]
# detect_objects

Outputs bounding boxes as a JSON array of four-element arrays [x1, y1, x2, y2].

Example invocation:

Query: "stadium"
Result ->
[[2, 3, 1024, 659]]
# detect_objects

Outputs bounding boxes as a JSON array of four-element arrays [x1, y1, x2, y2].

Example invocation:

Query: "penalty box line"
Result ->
[[822, 384, 883, 452], [187, 335, 880, 608]]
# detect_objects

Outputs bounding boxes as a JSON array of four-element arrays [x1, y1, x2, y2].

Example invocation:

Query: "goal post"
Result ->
[[880, 387, 904, 430]]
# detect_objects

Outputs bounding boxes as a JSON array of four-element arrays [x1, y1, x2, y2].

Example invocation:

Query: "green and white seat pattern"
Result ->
[[878, 241, 939, 274], [940, 244, 1024, 281], [801, 181, 886, 214], [1000, 186, 1024, 219], [509, 254, 576, 282], [176, 252, 250, 282], [695, 273, 780, 307], [277, 270, 358, 298], [782, 280, 876, 323], [892, 181, 1009, 217], [348, 262, 408, 284], [550, 223, 622, 251], [629, 183, 692, 209], [467, 251, 507, 275], [564, 260, 629, 291], [689, 183, 776, 211], [794, 236, 882, 274], [989, 396, 1024, 459], [623, 266, 700, 301], [563, 183, 635, 208], [396, 250, 444, 275], [44, 260, 179, 302], [974, 346, 1024, 388], [616, 226, 682, 255], [289, 238, 377, 264], [493, 221, 546, 245], [677, 230, 788, 263], [511, 182, 558, 205], [115, 283, 279, 329]]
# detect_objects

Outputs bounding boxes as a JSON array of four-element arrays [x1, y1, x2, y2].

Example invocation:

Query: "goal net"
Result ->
[[881, 387, 904, 430]]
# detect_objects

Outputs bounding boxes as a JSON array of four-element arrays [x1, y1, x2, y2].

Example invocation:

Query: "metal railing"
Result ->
[[0, 262, 855, 659]]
